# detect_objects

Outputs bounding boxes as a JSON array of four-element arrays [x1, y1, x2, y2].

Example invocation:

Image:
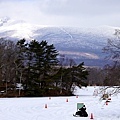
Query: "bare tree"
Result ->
[[0, 38, 17, 96], [87, 67, 106, 86], [103, 29, 120, 63], [102, 29, 120, 94]]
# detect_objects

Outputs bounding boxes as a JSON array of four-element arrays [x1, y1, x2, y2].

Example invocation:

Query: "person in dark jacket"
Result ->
[[75, 105, 88, 117]]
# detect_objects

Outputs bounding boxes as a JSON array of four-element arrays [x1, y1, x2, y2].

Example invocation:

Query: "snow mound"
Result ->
[[73, 86, 99, 96]]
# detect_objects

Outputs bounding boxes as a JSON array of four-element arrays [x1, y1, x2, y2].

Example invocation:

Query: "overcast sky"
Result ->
[[0, 0, 120, 27]]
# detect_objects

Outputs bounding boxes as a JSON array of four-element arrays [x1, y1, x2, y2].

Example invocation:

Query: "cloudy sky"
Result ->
[[0, 0, 120, 27]]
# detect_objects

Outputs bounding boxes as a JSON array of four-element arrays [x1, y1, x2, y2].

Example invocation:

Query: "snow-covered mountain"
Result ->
[[0, 18, 118, 67]]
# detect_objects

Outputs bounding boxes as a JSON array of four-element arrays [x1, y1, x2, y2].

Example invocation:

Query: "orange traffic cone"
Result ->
[[106, 101, 108, 105], [66, 98, 68, 102], [90, 113, 94, 119], [45, 104, 48, 108]]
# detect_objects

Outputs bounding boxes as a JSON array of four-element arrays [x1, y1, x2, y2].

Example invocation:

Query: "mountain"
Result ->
[[0, 17, 118, 67]]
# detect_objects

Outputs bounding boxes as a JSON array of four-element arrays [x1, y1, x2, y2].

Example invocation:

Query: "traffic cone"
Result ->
[[66, 98, 68, 102], [106, 101, 108, 105], [45, 104, 48, 108], [90, 113, 94, 119]]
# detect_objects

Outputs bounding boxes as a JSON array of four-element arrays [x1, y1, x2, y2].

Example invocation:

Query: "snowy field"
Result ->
[[0, 86, 120, 120]]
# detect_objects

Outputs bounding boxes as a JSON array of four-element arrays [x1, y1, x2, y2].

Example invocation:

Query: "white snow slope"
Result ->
[[0, 86, 120, 120]]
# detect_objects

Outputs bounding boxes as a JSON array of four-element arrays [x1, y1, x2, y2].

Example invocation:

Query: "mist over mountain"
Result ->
[[0, 17, 118, 67]]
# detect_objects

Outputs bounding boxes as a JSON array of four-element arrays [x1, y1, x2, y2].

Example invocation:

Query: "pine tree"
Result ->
[[16, 39, 59, 96]]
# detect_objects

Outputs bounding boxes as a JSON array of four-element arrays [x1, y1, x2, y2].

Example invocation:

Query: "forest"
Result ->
[[0, 29, 120, 97], [0, 38, 89, 97]]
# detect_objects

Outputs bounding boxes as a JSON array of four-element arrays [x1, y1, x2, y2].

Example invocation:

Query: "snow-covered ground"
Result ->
[[0, 86, 120, 120]]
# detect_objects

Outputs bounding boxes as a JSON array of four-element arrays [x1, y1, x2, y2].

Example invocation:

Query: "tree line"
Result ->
[[1, 28, 120, 97], [0, 38, 89, 97]]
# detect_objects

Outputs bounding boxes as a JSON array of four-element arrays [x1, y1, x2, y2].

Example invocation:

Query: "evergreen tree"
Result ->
[[52, 62, 89, 95], [16, 39, 59, 96]]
